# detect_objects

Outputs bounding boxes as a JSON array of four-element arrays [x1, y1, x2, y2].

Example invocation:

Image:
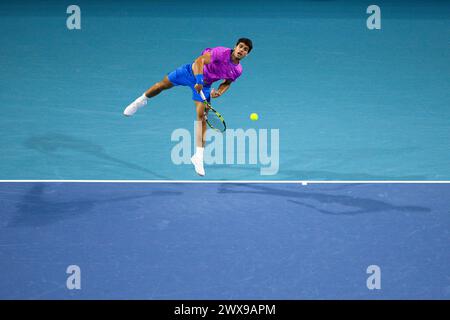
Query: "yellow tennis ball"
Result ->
[[250, 113, 259, 121]]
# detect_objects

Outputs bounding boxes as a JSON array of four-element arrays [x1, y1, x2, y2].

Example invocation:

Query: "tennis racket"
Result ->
[[200, 90, 226, 132]]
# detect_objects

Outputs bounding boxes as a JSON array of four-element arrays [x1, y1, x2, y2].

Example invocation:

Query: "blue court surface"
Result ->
[[1, 0, 450, 300], [0, 182, 449, 299]]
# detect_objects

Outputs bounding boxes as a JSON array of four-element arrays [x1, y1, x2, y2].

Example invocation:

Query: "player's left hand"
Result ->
[[210, 89, 221, 99]]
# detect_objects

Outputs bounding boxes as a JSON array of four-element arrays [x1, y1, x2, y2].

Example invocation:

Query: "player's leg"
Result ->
[[202, 112, 207, 145], [190, 100, 206, 176], [194, 101, 207, 147], [192, 86, 211, 148], [123, 75, 174, 116], [144, 76, 174, 98]]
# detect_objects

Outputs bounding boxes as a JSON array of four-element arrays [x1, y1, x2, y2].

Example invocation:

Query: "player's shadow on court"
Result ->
[[9, 184, 182, 227], [218, 183, 430, 216], [24, 133, 168, 179]]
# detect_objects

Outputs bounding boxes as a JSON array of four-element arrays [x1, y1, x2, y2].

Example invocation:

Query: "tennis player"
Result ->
[[123, 38, 253, 176]]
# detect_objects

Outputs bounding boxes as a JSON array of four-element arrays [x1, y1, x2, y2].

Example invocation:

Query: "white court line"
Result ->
[[0, 180, 449, 184]]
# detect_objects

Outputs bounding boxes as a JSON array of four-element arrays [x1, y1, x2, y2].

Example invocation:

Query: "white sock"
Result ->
[[196, 147, 204, 160], [139, 94, 148, 103]]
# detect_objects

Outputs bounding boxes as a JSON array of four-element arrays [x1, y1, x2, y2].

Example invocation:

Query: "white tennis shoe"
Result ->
[[190, 154, 205, 176], [123, 95, 148, 116]]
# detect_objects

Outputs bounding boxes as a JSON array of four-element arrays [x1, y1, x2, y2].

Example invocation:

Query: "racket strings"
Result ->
[[207, 112, 225, 131], [203, 101, 226, 132]]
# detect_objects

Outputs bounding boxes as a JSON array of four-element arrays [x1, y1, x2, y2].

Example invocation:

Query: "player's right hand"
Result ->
[[194, 83, 203, 93]]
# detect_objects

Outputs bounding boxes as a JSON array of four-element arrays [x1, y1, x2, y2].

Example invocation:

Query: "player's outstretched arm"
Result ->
[[212, 80, 232, 98]]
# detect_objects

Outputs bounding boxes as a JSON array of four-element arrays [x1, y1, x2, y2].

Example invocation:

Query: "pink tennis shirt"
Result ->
[[201, 47, 243, 85]]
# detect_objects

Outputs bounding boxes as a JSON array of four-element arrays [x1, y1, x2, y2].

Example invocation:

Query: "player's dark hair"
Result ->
[[236, 38, 253, 53]]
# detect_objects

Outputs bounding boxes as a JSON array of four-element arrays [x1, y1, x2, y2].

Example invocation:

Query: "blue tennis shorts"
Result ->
[[167, 64, 211, 102]]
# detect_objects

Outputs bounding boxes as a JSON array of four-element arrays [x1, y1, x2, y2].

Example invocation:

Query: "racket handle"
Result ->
[[199, 90, 207, 101]]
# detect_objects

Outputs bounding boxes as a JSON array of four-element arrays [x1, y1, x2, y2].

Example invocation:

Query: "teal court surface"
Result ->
[[0, 0, 449, 299]]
